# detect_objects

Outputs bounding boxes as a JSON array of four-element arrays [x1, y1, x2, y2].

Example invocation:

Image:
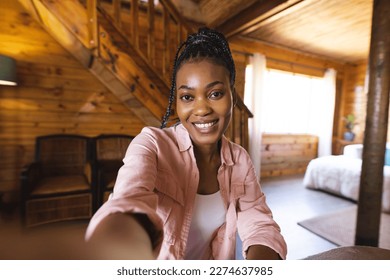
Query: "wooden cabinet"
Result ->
[[261, 134, 319, 178]]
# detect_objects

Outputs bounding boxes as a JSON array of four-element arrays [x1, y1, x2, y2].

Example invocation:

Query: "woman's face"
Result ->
[[175, 59, 233, 148]]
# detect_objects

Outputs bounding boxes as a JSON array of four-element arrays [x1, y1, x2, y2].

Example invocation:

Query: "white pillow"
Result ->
[[343, 144, 363, 159]]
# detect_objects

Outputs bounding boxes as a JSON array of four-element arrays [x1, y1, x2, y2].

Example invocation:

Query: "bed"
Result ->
[[303, 144, 390, 213]]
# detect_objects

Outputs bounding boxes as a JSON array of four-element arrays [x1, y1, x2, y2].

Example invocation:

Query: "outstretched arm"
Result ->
[[87, 213, 155, 259], [246, 244, 281, 260]]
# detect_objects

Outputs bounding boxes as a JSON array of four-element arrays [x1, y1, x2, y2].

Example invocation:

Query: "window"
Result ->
[[261, 69, 325, 134]]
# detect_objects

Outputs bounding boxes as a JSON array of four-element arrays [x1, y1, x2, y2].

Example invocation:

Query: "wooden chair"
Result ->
[[20, 135, 95, 227], [93, 134, 134, 207]]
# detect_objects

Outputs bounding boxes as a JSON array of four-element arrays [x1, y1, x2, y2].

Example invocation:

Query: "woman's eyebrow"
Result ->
[[177, 85, 194, 90], [206, 81, 224, 89], [177, 81, 224, 91]]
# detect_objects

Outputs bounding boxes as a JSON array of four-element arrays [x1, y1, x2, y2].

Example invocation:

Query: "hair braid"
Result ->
[[160, 41, 186, 129], [160, 27, 235, 129]]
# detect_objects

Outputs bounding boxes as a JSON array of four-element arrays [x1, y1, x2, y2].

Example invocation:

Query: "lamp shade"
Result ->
[[0, 55, 17, 86]]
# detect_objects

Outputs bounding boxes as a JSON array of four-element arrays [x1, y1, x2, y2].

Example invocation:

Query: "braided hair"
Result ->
[[160, 27, 236, 129]]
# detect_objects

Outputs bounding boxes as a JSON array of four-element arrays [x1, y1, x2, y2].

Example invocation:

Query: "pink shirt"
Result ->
[[85, 124, 287, 259]]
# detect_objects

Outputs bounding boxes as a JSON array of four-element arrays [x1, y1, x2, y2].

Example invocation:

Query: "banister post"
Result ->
[[87, 0, 98, 56]]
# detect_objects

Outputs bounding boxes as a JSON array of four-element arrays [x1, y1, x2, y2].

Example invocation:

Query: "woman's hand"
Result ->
[[246, 245, 281, 260], [87, 213, 155, 259]]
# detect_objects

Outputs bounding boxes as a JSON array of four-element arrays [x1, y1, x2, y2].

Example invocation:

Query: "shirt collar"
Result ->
[[175, 123, 235, 166], [175, 123, 192, 152], [220, 135, 235, 166]]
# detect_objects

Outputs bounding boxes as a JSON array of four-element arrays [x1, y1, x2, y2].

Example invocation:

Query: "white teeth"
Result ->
[[194, 122, 215, 129]]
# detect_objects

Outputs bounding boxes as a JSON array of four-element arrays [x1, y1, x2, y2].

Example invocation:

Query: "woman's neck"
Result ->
[[193, 142, 222, 195], [193, 142, 220, 163]]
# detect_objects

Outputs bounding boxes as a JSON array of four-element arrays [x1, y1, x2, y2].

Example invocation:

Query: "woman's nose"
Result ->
[[193, 98, 212, 116]]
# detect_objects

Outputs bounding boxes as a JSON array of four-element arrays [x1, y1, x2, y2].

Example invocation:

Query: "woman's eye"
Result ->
[[180, 95, 193, 102], [210, 91, 224, 99]]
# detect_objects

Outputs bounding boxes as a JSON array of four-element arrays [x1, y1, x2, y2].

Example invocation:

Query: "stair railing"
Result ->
[[86, 0, 193, 85]]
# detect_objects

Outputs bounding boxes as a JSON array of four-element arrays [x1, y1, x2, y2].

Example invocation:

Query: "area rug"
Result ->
[[298, 206, 390, 249]]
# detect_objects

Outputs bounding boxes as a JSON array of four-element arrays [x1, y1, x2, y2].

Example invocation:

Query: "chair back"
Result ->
[[94, 134, 133, 161], [35, 135, 91, 177]]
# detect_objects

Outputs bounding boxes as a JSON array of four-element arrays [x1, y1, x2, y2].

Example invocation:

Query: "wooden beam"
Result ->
[[355, 0, 390, 247], [229, 36, 347, 75], [239, 0, 316, 36], [215, 0, 293, 38]]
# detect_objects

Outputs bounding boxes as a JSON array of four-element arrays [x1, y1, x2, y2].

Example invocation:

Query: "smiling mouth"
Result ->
[[193, 120, 217, 129]]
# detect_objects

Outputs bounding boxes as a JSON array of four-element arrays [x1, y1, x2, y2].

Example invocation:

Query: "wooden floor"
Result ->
[[259, 174, 355, 260]]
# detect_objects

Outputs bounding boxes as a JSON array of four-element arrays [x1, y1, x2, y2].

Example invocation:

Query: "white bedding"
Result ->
[[303, 155, 390, 213]]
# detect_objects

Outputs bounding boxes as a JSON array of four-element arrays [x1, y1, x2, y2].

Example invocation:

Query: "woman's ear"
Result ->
[[232, 88, 238, 107]]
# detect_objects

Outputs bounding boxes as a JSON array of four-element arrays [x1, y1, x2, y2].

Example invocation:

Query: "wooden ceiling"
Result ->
[[174, 0, 373, 64]]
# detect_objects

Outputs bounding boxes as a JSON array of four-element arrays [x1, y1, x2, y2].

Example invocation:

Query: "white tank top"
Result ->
[[184, 190, 227, 259]]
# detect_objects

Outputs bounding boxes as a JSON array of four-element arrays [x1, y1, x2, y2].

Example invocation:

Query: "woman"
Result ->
[[85, 27, 287, 260]]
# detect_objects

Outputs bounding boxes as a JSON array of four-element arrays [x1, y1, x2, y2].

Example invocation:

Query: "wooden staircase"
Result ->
[[18, 0, 252, 149]]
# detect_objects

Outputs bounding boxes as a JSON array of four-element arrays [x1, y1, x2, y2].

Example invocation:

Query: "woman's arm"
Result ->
[[236, 150, 288, 260], [85, 127, 166, 258], [87, 213, 155, 259]]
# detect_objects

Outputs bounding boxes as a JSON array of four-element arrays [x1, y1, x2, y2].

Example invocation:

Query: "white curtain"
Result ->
[[244, 53, 266, 178], [313, 68, 337, 157]]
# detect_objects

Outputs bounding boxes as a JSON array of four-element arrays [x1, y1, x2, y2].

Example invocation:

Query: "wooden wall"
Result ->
[[260, 134, 318, 178], [340, 61, 368, 143], [340, 60, 390, 145], [0, 1, 145, 205]]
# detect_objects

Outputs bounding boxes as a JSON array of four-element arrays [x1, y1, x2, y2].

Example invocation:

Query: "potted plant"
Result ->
[[343, 114, 357, 141]]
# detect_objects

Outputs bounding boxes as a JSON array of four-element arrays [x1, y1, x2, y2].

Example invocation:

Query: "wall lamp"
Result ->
[[0, 55, 17, 86]]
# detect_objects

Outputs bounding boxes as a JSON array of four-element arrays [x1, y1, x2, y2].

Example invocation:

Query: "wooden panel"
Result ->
[[340, 61, 368, 143], [245, 0, 372, 63], [260, 134, 318, 178], [0, 145, 25, 193], [198, 0, 257, 27]]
